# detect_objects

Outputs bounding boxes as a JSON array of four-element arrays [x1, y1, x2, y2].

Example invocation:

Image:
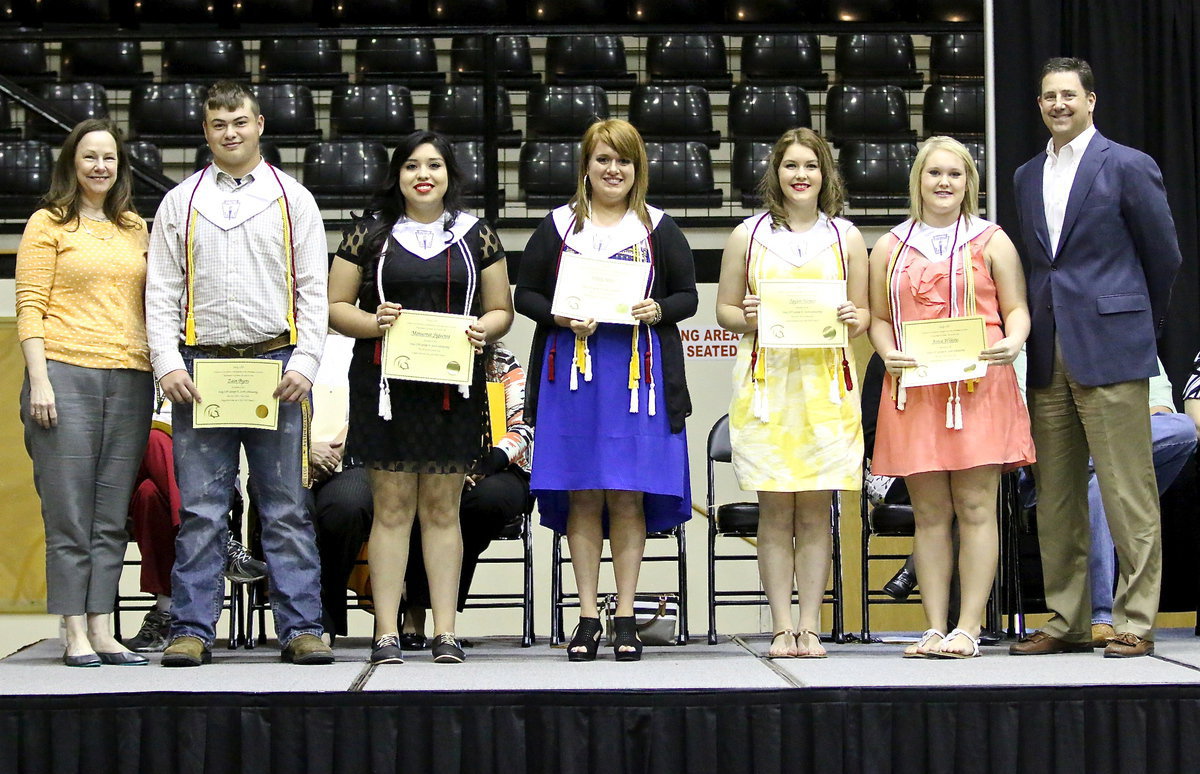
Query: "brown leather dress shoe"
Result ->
[[282, 633, 334, 665], [1103, 632, 1155, 658], [1008, 630, 1091, 655], [1090, 623, 1116, 648]]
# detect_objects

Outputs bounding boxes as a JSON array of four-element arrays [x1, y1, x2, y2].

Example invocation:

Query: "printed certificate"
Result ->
[[551, 253, 652, 325], [193, 358, 281, 430], [382, 310, 476, 386], [900, 315, 989, 388], [757, 279, 848, 348]]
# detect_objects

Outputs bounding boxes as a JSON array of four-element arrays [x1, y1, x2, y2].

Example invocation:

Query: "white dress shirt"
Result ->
[[1042, 123, 1097, 256], [145, 158, 329, 383]]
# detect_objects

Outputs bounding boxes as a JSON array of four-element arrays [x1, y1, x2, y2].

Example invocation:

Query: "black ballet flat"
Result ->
[[62, 652, 101, 668], [97, 650, 149, 666], [567, 617, 602, 662], [612, 616, 643, 662]]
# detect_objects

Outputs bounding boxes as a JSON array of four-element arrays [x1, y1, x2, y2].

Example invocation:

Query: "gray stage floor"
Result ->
[[5, 630, 1200, 695]]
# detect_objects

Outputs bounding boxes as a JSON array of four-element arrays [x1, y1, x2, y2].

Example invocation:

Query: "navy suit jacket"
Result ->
[[1013, 131, 1181, 389]]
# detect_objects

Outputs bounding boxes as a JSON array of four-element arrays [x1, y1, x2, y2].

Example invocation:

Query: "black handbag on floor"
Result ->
[[603, 593, 679, 646]]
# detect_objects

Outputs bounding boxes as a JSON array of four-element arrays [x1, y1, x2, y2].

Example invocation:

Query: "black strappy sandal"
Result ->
[[612, 616, 643, 662], [567, 616, 602, 662]]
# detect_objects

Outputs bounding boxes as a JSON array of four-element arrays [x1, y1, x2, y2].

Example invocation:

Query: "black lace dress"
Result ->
[[336, 215, 505, 473]]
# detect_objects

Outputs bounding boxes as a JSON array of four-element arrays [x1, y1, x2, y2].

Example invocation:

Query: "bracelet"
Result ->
[[649, 301, 663, 325]]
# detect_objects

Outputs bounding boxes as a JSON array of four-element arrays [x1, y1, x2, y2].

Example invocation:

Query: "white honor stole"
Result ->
[[375, 213, 481, 419], [182, 163, 298, 347], [551, 205, 664, 413]]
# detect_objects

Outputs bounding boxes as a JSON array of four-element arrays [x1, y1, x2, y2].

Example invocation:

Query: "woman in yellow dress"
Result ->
[[715, 128, 868, 657]]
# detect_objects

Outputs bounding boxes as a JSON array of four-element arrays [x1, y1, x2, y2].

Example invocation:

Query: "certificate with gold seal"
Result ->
[[756, 279, 848, 348], [382, 309, 476, 386], [550, 254, 652, 325], [192, 358, 282, 430], [900, 315, 989, 388]]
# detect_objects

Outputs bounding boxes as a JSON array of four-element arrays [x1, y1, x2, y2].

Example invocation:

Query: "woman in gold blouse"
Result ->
[[17, 118, 154, 667]]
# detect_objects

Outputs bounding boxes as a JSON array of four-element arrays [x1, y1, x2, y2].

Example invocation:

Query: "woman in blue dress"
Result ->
[[516, 119, 697, 662]]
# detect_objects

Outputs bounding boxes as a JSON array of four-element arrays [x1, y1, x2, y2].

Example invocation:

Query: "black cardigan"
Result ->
[[514, 211, 698, 434]]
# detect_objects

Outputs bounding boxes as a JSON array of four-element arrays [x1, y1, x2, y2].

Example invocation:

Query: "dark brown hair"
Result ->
[[206, 80, 260, 117], [1039, 57, 1095, 94], [41, 118, 140, 230]]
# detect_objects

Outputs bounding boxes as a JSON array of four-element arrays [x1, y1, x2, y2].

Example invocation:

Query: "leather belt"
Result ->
[[190, 333, 291, 358]]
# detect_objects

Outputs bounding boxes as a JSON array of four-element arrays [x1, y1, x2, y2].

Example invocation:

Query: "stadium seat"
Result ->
[[333, 0, 413, 23], [825, 85, 915, 143], [428, 0, 508, 23], [526, 85, 609, 140], [254, 84, 322, 147], [60, 40, 152, 89], [835, 33, 924, 89], [728, 84, 812, 141], [194, 141, 283, 172], [452, 140, 505, 209], [527, 0, 605, 22], [0, 140, 53, 219], [628, 0, 707, 22], [258, 38, 348, 89], [0, 93, 16, 139], [231, 0, 318, 24], [727, 0, 808, 22], [929, 33, 984, 82], [922, 82, 985, 138], [126, 140, 165, 216], [449, 35, 540, 90], [545, 35, 636, 90], [739, 34, 828, 89], [646, 35, 733, 90], [131, 83, 207, 148], [630, 85, 720, 149], [428, 85, 521, 148], [303, 140, 389, 210], [26, 83, 109, 141], [731, 139, 772, 208], [330, 84, 415, 144], [161, 39, 250, 84], [645, 141, 722, 209], [838, 140, 917, 209], [0, 41, 55, 86], [915, 0, 983, 22], [355, 36, 444, 88], [518, 140, 577, 208]]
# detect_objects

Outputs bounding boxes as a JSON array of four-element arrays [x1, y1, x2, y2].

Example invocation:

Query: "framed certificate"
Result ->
[[756, 279, 848, 348], [550, 253, 652, 325], [381, 309, 476, 386], [192, 358, 282, 430], [900, 315, 989, 388]]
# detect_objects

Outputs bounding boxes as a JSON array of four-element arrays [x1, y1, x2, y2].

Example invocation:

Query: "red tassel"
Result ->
[[443, 385, 450, 411], [373, 340, 381, 365], [841, 351, 853, 391], [548, 337, 556, 383]]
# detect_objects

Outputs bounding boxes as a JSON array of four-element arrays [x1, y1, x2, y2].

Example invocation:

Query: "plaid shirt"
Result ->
[[145, 159, 328, 382]]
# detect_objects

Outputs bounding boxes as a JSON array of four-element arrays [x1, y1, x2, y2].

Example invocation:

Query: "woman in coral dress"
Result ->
[[716, 128, 869, 658], [868, 137, 1035, 658]]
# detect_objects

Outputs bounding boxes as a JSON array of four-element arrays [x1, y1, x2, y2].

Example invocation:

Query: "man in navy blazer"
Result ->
[[1010, 58, 1181, 658]]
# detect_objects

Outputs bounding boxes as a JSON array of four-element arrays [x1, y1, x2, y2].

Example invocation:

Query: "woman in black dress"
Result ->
[[328, 131, 513, 664]]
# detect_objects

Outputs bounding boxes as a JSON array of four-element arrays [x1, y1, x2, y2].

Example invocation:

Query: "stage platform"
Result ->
[[6, 631, 1200, 772]]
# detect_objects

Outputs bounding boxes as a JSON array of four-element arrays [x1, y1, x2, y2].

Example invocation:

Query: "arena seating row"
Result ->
[[0, 33, 984, 91], [0, 134, 976, 218], [1, 0, 982, 27]]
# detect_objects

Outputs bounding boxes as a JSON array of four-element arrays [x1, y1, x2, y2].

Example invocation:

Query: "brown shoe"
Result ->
[[1090, 623, 1116, 648], [1008, 630, 1091, 656], [282, 633, 334, 665], [161, 635, 211, 667], [1103, 632, 1155, 658]]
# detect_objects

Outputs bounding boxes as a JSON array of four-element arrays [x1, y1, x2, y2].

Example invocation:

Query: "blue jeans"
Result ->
[[1089, 412, 1196, 625], [169, 347, 323, 647]]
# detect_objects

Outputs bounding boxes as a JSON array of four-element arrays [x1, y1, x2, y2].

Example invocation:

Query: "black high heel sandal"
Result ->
[[567, 616, 602, 662], [612, 616, 643, 662]]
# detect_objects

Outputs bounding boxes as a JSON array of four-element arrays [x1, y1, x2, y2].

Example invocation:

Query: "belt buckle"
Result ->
[[230, 343, 254, 358]]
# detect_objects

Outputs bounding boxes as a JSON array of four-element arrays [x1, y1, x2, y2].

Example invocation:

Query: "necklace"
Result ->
[[80, 214, 115, 240]]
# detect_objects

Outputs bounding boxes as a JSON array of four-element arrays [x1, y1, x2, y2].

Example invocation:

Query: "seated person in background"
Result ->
[[1086, 359, 1197, 645], [313, 343, 532, 645], [125, 406, 267, 652]]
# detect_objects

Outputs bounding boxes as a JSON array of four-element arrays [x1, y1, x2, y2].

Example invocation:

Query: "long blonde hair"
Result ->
[[569, 119, 650, 233], [908, 136, 980, 224]]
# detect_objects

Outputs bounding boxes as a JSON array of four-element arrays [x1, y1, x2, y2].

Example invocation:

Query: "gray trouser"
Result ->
[[22, 361, 153, 615]]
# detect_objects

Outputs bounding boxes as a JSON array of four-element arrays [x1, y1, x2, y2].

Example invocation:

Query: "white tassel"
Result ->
[[954, 394, 963, 430], [648, 383, 657, 416], [896, 384, 907, 411], [629, 386, 638, 413], [584, 348, 593, 381], [945, 394, 954, 429], [829, 377, 840, 405], [458, 384, 470, 399], [378, 376, 392, 420], [570, 361, 579, 391]]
